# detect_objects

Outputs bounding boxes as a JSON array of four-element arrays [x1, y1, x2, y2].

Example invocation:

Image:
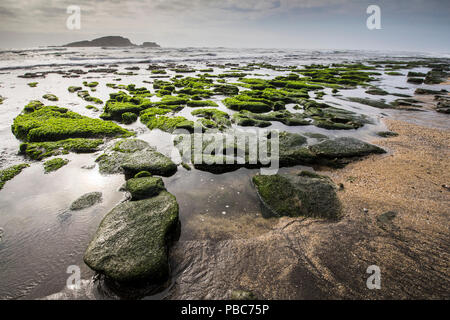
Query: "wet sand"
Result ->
[[167, 118, 450, 299]]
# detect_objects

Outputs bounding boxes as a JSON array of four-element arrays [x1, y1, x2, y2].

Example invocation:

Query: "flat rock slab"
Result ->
[[84, 191, 179, 283], [252, 171, 342, 219], [70, 192, 103, 210]]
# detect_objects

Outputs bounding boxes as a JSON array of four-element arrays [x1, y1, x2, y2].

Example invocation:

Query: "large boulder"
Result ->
[[84, 191, 179, 283], [309, 137, 385, 158], [125, 177, 165, 200], [252, 171, 342, 219], [96, 139, 177, 177]]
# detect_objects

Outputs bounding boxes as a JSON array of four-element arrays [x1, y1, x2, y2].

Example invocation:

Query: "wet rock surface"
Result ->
[[84, 191, 179, 284], [70, 192, 103, 211], [252, 171, 342, 219]]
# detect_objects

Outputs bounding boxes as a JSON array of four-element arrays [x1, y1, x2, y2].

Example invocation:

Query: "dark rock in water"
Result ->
[[377, 131, 399, 138], [252, 171, 342, 219], [0, 228, 4, 244], [407, 77, 424, 84], [126, 177, 165, 200], [64, 36, 134, 47], [70, 192, 103, 210], [424, 69, 448, 84], [96, 139, 177, 177], [230, 290, 257, 300], [84, 191, 179, 284], [63, 36, 160, 48], [309, 137, 386, 159], [141, 42, 160, 48], [436, 96, 450, 114], [414, 88, 447, 95]]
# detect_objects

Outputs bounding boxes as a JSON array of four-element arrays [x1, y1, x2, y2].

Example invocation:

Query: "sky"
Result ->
[[0, 0, 449, 52]]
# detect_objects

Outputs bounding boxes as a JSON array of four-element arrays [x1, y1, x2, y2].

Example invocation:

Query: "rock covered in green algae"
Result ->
[[126, 177, 165, 200], [191, 108, 231, 130], [70, 192, 103, 210], [309, 137, 386, 158], [19, 138, 104, 160], [84, 191, 179, 283], [42, 94, 58, 101], [97, 139, 177, 177], [43, 157, 69, 173], [0, 163, 29, 190], [12, 105, 132, 142], [436, 96, 450, 114], [233, 110, 310, 127], [252, 171, 342, 219]]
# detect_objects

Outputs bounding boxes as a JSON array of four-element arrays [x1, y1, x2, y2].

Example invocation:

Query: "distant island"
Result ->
[[63, 36, 160, 48]]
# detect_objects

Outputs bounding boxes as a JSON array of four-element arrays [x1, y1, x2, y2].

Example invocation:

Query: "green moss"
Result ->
[[191, 108, 231, 130], [347, 97, 393, 109], [134, 171, 152, 178], [83, 81, 99, 88], [43, 94, 58, 101], [85, 105, 99, 112], [19, 138, 104, 160], [24, 100, 44, 113], [233, 110, 310, 127], [27, 82, 38, 87], [0, 164, 29, 190], [252, 172, 342, 219], [43, 157, 69, 173], [68, 86, 82, 93], [122, 112, 138, 124], [77, 90, 103, 104], [12, 105, 132, 142], [223, 95, 273, 113], [112, 139, 150, 153], [213, 84, 239, 96], [126, 177, 165, 200], [186, 100, 218, 107], [151, 70, 167, 74], [377, 131, 399, 138]]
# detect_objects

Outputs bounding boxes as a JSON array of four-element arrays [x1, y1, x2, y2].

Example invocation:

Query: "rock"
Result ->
[[121, 149, 177, 178], [377, 131, 399, 138], [126, 177, 165, 200], [141, 42, 160, 48], [230, 290, 257, 300], [436, 96, 450, 114], [84, 191, 179, 283], [0, 228, 4, 244], [309, 137, 385, 159], [70, 192, 103, 210], [252, 171, 342, 219], [97, 139, 177, 177], [64, 36, 134, 47]]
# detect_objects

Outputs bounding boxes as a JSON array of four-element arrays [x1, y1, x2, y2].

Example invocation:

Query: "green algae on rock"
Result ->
[[84, 191, 179, 283], [309, 137, 385, 158], [0, 163, 29, 190], [42, 94, 58, 101], [191, 108, 231, 130], [43, 157, 69, 173], [27, 82, 38, 88], [233, 110, 310, 127], [126, 177, 165, 200], [97, 139, 177, 177], [19, 138, 104, 160], [252, 171, 342, 219], [70, 192, 103, 210], [12, 105, 132, 142], [140, 108, 195, 133], [377, 131, 399, 138]]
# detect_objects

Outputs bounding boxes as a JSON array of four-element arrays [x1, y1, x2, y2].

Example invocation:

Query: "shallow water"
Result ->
[[0, 47, 448, 299]]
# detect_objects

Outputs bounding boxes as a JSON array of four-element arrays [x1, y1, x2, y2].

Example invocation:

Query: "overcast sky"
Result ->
[[0, 0, 449, 52]]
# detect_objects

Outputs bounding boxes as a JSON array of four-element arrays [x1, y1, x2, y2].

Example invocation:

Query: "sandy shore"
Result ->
[[168, 118, 450, 299]]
